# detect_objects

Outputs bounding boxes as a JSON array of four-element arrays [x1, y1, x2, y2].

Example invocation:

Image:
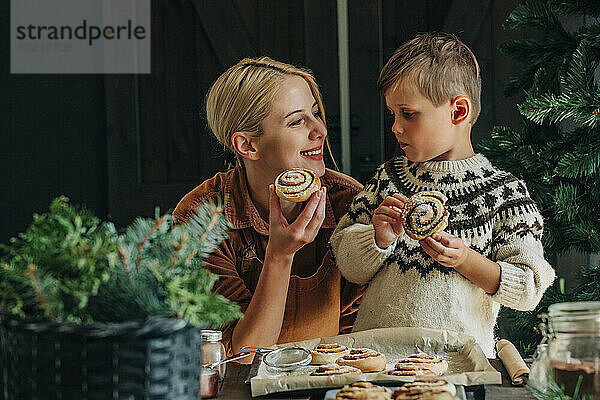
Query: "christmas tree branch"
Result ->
[[135, 216, 165, 267], [26, 265, 54, 319]]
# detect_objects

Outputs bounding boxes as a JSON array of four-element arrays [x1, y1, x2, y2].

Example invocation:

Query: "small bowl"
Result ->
[[262, 347, 312, 373]]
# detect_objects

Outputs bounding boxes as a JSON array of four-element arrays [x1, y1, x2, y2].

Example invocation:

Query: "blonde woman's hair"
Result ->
[[206, 56, 336, 168], [378, 32, 482, 124]]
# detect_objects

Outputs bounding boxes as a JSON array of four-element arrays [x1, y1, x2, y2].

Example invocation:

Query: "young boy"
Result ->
[[330, 32, 555, 357]]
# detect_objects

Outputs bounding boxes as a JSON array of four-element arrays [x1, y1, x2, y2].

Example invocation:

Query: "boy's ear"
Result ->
[[231, 132, 260, 160], [450, 96, 471, 125]]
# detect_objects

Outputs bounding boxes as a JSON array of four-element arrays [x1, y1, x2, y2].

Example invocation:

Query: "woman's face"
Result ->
[[254, 75, 327, 177]]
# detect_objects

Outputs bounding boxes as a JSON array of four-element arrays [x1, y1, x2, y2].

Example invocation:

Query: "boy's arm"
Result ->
[[330, 166, 397, 284], [454, 247, 501, 294], [488, 217, 556, 311], [423, 197, 555, 311]]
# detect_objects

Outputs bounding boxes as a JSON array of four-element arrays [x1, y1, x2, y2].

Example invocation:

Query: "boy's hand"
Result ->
[[372, 194, 408, 249], [419, 231, 469, 269]]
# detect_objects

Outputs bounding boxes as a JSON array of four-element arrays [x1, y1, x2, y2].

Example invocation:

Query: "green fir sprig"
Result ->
[[89, 202, 243, 328], [0, 196, 118, 322], [1, 197, 242, 329]]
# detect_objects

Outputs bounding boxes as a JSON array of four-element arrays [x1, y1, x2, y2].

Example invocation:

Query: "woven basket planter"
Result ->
[[0, 317, 202, 400]]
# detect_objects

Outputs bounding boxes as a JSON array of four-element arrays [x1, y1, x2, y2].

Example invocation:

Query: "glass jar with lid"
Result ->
[[201, 330, 227, 379], [529, 314, 550, 390], [547, 301, 600, 399]]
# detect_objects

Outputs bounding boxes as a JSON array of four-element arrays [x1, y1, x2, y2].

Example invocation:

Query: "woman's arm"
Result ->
[[230, 250, 292, 359], [231, 185, 327, 359]]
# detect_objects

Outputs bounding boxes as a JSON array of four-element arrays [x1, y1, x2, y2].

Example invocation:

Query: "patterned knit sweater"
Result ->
[[330, 154, 555, 357]]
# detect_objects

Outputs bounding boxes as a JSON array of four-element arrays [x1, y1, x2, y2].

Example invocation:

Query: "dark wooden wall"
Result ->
[[1, 2, 108, 245], [3, 0, 531, 243]]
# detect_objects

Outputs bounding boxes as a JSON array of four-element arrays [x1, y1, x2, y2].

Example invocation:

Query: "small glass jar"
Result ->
[[547, 301, 600, 399], [530, 343, 549, 390], [529, 315, 550, 390], [201, 330, 226, 379]]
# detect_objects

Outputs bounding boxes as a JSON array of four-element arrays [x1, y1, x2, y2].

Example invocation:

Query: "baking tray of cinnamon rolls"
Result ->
[[324, 379, 467, 400], [249, 326, 501, 397]]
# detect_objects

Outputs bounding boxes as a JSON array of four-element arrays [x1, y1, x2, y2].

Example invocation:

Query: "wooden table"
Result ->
[[217, 359, 535, 399]]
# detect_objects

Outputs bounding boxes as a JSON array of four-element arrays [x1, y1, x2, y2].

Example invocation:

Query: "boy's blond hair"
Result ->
[[378, 32, 481, 124], [206, 56, 335, 166]]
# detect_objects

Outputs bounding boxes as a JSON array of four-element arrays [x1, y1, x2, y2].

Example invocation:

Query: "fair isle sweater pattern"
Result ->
[[330, 154, 555, 357], [345, 155, 543, 278]]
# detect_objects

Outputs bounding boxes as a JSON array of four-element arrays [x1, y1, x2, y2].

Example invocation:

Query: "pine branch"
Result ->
[[87, 201, 240, 327], [505, 1, 566, 36], [548, 0, 600, 18], [519, 92, 600, 127], [2, 197, 242, 329], [118, 246, 130, 276], [561, 44, 597, 98], [556, 144, 600, 179], [578, 23, 600, 47], [135, 216, 166, 267], [499, 40, 571, 96], [0, 262, 43, 318], [0, 197, 118, 321]]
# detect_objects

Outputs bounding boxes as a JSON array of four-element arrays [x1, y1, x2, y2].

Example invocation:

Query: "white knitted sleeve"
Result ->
[[490, 182, 556, 311], [330, 166, 397, 284]]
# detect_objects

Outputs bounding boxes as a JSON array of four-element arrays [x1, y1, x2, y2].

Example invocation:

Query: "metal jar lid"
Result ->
[[548, 301, 600, 334], [201, 329, 223, 342]]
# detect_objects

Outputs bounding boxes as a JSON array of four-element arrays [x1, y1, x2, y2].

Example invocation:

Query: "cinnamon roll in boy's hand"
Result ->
[[402, 191, 449, 240], [275, 168, 321, 202]]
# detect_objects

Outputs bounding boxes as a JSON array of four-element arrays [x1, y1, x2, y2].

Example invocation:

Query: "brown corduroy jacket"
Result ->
[[173, 166, 365, 355]]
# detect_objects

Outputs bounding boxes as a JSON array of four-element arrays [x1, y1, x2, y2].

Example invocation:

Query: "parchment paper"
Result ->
[[250, 326, 501, 397]]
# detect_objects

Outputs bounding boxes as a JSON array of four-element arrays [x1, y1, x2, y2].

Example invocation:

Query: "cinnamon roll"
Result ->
[[336, 381, 392, 399], [275, 168, 321, 202], [310, 343, 350, 365], [310, 363, 363, 376], [393, 388, 454, 400], [395, 378, 456, 397], [336, 348, 387, 373], [387, 353, 448, 377], [402, 191, 449, 240]]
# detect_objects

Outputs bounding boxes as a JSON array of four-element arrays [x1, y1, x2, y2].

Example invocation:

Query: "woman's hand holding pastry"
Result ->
[[266, 184, 326, 260], [373, 194, 407, 249], [420, 231, 469, 269]]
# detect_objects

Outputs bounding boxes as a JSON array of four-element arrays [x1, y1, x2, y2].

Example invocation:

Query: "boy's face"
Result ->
[[384, 81, 474, 163]]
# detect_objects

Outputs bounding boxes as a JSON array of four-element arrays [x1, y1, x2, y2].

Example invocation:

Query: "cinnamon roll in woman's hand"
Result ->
[[275, 168, 321, 202], [402, 191, 449, 240], [310, 343, 350, 365], [336, 348, 387, 373]]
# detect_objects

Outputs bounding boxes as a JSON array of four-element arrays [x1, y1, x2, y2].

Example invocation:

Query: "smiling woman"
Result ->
[[172, 57, 365, 361]]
